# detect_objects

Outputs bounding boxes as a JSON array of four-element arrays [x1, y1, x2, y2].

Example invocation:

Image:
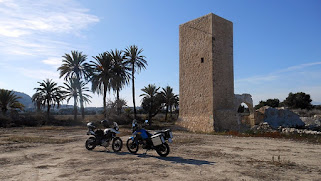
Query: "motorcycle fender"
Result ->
[[108, 128, 120, 134], [129, 136, 135, 140], [87, 130, 95, 135]]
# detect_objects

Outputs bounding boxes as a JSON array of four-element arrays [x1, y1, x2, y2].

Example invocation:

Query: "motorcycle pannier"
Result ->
[[151, 134, 165, 146]]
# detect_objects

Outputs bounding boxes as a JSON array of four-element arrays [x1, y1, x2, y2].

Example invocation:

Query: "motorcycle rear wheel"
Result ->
[[156, 142, 170, 157], [112, 137, 123, 152], [85, 137, 96, 150], [126, 138, 139, 154]]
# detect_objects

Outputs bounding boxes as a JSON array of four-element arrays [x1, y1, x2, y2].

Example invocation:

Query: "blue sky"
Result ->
[[0, 0, 320, 107]]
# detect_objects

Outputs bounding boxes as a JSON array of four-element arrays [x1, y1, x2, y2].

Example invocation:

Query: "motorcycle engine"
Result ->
[[101, 139, 109, 147]]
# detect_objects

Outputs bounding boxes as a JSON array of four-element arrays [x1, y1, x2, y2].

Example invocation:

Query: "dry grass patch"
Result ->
[[174, 136, 204, 145], [37, 126, 84, 131], [4, 136, 76, 144]]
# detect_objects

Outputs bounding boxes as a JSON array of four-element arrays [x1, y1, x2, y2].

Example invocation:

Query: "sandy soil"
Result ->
[[0, 126, 320, 181]]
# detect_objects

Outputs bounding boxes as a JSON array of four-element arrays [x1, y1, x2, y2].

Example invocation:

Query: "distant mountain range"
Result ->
[[13, 91, 34, 108]]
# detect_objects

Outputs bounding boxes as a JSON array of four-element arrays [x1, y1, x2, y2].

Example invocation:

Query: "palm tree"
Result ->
[[109, 49, 130, 114], [89, 52, 113, 118], [0, 89, 24, 115], [57, 50, 90, 119], [32, 92, 44, 113], [34, 79, 65, 118], [160, 86, 178, 121], [63, 78, 92, 121], [124, 45, 147, 119], [140, 84, 161, 123]]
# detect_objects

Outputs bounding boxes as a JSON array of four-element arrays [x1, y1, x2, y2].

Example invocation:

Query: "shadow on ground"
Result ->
[[97, 150, 215, 166]]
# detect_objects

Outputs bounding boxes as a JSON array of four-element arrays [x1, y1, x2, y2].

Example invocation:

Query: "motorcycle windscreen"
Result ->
[[137, 129, 149, 139]]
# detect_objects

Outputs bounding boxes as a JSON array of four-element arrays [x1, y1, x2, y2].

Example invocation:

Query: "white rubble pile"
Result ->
[[281, 128, 321, 135], [256, 107, 305, 129], [300, 116, 321, 128]]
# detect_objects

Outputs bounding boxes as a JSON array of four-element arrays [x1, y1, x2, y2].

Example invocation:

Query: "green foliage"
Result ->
[[160, 86, 179, 121], [89, 52, 114, 118], [109, 49, 131, 114], [283, 92, 312, 109], [106, 98, 127, 116], [58, 50, 90, 80], [33, 79, 65, 118], [62, 78, 91, 121], [140, 84, 164, 124], [255, 98, 280, 110], [0, 89, 24, 115], [57, 50, 91, 119]]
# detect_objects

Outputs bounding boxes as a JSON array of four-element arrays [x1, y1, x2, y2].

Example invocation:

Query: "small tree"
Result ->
[[34, 79, 65, 118], [160, 86, 178, 121], [140, 84, 164, 124], [0, 89, 24, 115], [32, 92, 43, 113], [283, 92, 312, 109], [254, 98, 280, 110]]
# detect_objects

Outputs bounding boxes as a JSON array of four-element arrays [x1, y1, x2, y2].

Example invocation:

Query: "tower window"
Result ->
[[201, 57, 204, 63]]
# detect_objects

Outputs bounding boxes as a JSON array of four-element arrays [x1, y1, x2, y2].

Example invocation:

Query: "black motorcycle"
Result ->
[[126, 120, 173, 157], [85, 120, 123, 152]]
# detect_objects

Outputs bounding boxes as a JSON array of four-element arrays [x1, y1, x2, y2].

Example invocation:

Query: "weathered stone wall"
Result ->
[[178, 13, 237, 132], [178, 14, 214, 132]]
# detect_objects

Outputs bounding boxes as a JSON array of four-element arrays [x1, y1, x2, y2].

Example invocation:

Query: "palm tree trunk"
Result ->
[[132, 66, 137, 119], [47, 101, 50, 116], [103, 85, 107, 119], [78, 87, 85, 119], [148, 97, 153, 125], [46, 99, 50, 125], [73, 95, 78, 121], [165, 104, 168, 121], [36, 101, 41, 113], [76, 74, 85, 120], [1, 108, 6, 115], [116, 89, 121, 115]]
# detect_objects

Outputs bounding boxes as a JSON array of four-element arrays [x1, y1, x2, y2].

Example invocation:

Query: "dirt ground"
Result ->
[[0, 126, 320, 181]]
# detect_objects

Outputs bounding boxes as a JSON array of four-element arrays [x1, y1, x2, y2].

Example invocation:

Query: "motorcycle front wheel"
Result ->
[[85, 137, 96, 150], [156, 142, 170, 157], [126, 138, 139, 154], [112, 137, 123, 152]]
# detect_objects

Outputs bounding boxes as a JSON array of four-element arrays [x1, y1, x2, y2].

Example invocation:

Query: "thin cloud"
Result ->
[[0, 0, 99, 37], [42, 57, 62, 66], [235, 75, 278, 84], [0, 0, 99, 57], [16, 67, 65, 85], [276, 61, 321, 73], [236, 61, 321, 84]]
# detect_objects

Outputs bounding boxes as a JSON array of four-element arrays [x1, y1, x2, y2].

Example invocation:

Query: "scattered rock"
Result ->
[[251, 122, 275, 132]]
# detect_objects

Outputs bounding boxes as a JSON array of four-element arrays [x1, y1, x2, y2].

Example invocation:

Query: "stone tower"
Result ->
[[178, 13, 237, 132]]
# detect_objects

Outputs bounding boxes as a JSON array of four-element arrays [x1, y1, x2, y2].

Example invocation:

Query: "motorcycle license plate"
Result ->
[[168, 138, 173, 143]]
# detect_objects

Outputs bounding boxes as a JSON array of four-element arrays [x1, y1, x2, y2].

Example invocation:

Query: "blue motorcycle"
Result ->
[[126, 120, 173, 157]]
